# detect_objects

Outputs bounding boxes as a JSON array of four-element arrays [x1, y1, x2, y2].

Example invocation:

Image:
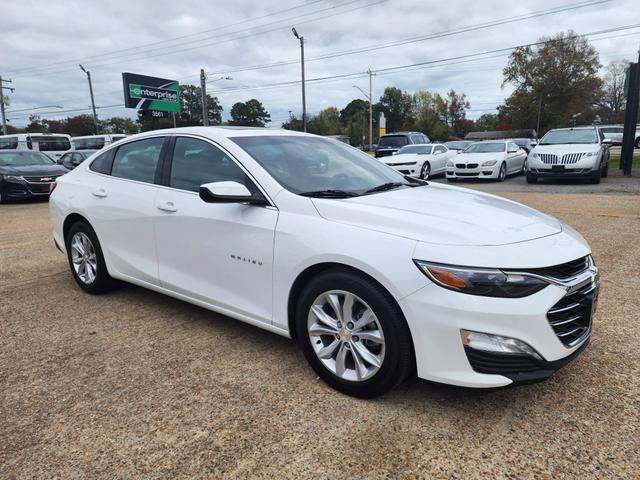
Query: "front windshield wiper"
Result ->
[[362, 182, 412, 195], [299, 189, 360, 198]]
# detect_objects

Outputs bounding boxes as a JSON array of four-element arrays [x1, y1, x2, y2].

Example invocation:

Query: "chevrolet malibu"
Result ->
[[50, 127, 598, 398]]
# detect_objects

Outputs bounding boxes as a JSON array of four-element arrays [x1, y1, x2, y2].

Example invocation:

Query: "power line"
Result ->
[[3, 0, 326, 75], [8, 0, 380, 78], [204, 0, 611, 77]]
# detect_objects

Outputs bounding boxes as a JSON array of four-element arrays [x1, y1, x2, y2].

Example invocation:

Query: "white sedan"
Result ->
[[446, 141, 527, 182], [50, 127, 597, 398], [381, 143, 453, 179]]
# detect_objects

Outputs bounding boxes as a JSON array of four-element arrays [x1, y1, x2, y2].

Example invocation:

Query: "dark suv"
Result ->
[[374, 132, 430, 158]]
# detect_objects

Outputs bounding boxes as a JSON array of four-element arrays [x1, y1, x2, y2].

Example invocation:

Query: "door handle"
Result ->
[[157, 201, 177, 213], [92, 188, 107, 198]]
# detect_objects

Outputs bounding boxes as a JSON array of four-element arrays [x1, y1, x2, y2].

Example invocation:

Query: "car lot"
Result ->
[[1, 185, 639, 478]]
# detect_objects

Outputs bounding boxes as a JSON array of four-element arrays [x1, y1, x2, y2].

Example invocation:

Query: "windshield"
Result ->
[[398, 145, 431, 155], [463, 143, 505, 153], [378, 135, 409, 147], [232, 135, 411, 196], [540, 129, 598, 145], [74, 137, 105, 149], [445, 141, 471, 150], [0, 151, 55, 167]]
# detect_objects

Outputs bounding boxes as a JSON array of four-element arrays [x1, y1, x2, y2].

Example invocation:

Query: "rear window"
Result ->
[[378, 135, 409, 147], [398, 145, 432, 155], [28, 136, 71, 151], [0, 137, 18, 149], [74, 137, 105, 150], [600, 127, 623, 134]]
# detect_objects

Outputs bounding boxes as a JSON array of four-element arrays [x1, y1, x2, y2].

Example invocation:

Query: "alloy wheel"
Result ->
[[70, 232, 98, 284], [499, 163, 506, 181], [420, 162, 430, 180], [307, 290, 385, 382]]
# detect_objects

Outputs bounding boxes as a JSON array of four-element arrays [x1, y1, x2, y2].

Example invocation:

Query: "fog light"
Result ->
[[460, 330, 542, 360]]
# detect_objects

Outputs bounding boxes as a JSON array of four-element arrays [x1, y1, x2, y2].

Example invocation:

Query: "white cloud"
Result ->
[[2, 0, 638, 127]]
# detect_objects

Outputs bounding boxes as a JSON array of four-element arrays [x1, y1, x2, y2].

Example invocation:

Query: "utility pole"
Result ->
[[292, 28, 306, 132], [620, 49, 640, 176], [200, 69, 209, 126], [79, 65, 98, 134], [536, 93, 543, 136], [0, 76, 15, 135], [368, 69, 373, 150]]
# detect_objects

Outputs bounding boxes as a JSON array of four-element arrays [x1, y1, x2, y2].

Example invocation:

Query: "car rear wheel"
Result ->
[[420, 162, 431, 180], [65, 221, 117, 294], [521, 159, 527, 175], [296, 269, 413, 398]]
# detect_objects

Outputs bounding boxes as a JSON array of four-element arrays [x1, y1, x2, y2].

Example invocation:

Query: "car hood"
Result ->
[[456, 152, 504, 163], [0, 164, 69, 176], [312, 183, 562, 246], [533, 144, 600, 154], [383, 153, 423, 164]]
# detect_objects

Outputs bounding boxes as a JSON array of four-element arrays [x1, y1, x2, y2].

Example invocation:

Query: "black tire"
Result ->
[[521, 159, 527, 175], [589, 168, 601, 184], [447, 177, 457, 182], [526, 174, 537, 184], [497, 162, 507, 182], [295, 269, 413, 398], [602, 162, 609, 178], [65, 221, 117, 294], [420, 161, 431, 180], [635, 137, 640, 149]]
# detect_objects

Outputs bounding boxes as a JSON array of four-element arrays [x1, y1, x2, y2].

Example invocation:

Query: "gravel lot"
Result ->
[[1, 185, 639, 478]]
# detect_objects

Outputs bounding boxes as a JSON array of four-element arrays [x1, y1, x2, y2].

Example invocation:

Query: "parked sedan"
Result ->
[[0, 151, 68, 203], [58, 150, 98, 170], [381, 143, 452, 179], [444, 140, 473, 153], [446, 141, 527, 182], [50, 127, 597, 397]]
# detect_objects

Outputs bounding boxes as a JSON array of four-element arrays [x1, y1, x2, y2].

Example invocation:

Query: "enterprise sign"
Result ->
[[122, 72, 180, 113]]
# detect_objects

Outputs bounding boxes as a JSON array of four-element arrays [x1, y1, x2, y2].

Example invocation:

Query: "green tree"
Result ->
[[307, 107, 341, 135], [339, 98, 368, 126], [474, 113, 499, 131], [377, 87, 413, 132], [501, 31, 602, 131], [66, 115, 96, 136], [25, 114, 48, 133], [446, 89, 471, 137], [229, 99, 271, 127], [102, 116, 139, 134], [408, 90, 447, 137]]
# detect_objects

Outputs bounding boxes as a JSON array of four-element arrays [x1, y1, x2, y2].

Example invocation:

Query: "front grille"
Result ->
[[547, 282, 597, 347], [389, 161, 417, 166], [539, 153, 585, 165], [561, 153, 584, 164], [456, 172, 479, 177], [467, 163, 479, 169], [464, 347, 541, 374], [398, 169, 410, 174], [23, 174, 62, 183], [539, 153, 558, 164], [527, 256, 589, 280], [456, 163, 466, 169]]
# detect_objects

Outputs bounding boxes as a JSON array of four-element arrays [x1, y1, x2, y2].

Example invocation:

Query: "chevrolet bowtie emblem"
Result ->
[[41, 177, 52, 181]]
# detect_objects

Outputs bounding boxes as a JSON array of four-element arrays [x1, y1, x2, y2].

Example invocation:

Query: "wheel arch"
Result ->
[[62, 212, 95, 243]]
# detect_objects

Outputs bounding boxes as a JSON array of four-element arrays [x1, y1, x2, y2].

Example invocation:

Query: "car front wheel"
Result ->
[[296, 269, 413, 398], [420, 161, 431, 180], [497, 162, 507, 182], [65, 221, 117, 294]]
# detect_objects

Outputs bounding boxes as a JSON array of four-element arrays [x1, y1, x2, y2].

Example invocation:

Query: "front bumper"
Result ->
[[399, 274, 596, 388], [527, 167, 594, 180], [446, 163, 500, 180], [384, 162, 418, 176], [0, 179, 51, 200]]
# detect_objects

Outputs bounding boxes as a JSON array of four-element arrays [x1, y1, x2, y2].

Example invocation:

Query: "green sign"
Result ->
[[122, 72, 180, 113]]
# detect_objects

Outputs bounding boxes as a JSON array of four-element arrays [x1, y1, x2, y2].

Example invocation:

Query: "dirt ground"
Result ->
[[1, 190, 639, 479]]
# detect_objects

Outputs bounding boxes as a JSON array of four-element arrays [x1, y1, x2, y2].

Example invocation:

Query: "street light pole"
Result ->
[[79, 64, 98, 134], [292, 28, 306, 132], [353, 77, 373, 151], [200, 69, 208, 126]]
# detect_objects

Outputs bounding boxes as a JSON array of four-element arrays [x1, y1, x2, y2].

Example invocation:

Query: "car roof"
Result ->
[[129, 126, 311, 140], [547, 126, 597, 132]]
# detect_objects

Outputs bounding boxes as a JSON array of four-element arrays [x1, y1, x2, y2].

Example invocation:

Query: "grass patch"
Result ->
[[609, 153, 640, 169]]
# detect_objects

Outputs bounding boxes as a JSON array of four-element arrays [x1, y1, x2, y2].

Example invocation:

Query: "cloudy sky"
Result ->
[[2, 0, 639, 128]]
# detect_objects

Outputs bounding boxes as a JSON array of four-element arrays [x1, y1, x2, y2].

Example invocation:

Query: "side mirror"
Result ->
[[602, 138, 612, 145], [199, 181, 268, 206]]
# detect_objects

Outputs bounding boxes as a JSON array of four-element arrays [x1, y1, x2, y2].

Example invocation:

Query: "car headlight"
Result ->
[[414, 260, 548, 298], [585, 151, 596, 157], [531, 152, 539, 158], [446, 161, 454, 167], [2, 174, 24, 181], [481, 160, 497, 166]]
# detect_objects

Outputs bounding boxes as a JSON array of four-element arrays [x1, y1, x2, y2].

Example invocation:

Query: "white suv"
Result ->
[[526, 126, 610, 184], [49, 127, 598, 398]]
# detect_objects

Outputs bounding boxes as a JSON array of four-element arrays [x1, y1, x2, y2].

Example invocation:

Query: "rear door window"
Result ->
[[110, 137, 164, 184], [378, 136, 409, 147], [0, 137, 18, 149]]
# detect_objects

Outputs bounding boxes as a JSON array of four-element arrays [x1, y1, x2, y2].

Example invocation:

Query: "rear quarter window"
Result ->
[[0, 137, 18, 149], [89, 149, 115, 175]]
